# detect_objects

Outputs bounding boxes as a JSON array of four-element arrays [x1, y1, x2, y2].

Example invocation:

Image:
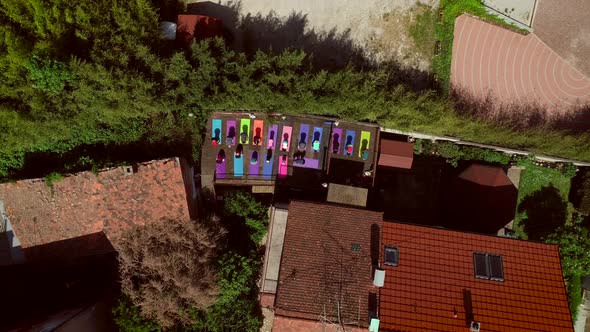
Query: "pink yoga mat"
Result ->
[[280, 126, 293, 152], [279, 156, 289, 177]]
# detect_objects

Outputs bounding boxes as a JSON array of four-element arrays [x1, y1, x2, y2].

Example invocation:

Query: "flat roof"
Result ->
[[202, 112, 379, 187], [378, 139, 413, 169]]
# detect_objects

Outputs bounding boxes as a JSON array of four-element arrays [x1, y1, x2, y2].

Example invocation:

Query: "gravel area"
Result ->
[[187, 0, 437, 71], [532, 0, 590, 78]]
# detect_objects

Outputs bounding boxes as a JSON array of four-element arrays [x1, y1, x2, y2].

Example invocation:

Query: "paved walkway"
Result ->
[[261, 207, 288, 294], [451, 14, 590, 113]]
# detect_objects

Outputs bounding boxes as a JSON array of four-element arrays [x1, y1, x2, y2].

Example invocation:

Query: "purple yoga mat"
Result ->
[[267, 124, 278, 149], [249, 152, 259, 175], [216, 159, 226, 179], [226, 120, 236, 146], [292, 158, 319, 169], [332, 128, 343, 154]]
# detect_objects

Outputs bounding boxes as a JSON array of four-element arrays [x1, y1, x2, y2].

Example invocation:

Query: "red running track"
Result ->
[[451, 15, 590, 112]]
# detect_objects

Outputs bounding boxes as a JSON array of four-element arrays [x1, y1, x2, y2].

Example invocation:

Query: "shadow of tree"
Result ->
[[518, 185, 568, 241], [451, 85, 590, 133], [186, 1, 434, 92]]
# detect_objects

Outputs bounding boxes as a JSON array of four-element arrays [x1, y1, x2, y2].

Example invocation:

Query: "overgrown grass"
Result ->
[[409, 3, 437, 66], [434, 0, 529, 92], [513, 159, 574, 239]]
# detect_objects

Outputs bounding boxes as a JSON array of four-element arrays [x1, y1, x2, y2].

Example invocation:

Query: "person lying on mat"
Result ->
[[266, 149, 272, 163], [253, 135, 261, 145], [226, 136, 233, 147], [212, 137, 220, 146], [312, 140, 320, 151], [282, 139, 289, 151], [216, 150, 225, 164], [281, 155, 287, 165], [235, 144, 243, 158], [333, 140, 340, 153], [362, 149, 369, 160], [346, 144, 353, 156], [298, 141, 306, 151], [240, 132, 247, 144], [251, 155, 258, 164]]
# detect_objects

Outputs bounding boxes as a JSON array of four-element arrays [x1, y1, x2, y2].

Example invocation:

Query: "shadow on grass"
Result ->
[[186, 1, 435, 92], [451, 85, 590, 133], [518, 185, 569, 241]]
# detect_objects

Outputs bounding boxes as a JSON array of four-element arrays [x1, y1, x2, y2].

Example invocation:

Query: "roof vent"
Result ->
[[373, 269, 385, 287], [470, 321, 481, 332], [122, 165, 133, 176]]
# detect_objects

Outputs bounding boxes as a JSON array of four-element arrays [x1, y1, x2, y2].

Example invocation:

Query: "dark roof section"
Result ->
[[0, 158, 191, 260], [378, 139, 413, 169], [176, 14, 223, 47], [276, 201, 383, 327], [379, 221, 573, 331], [459, 164, 513, 187]]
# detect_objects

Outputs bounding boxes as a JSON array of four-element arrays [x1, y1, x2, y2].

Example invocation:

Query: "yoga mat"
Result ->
[[312, 127, 323, 152], [215, 158, 226, 179], [332, 128, 343, 154], [267, 124, 278, 149], [249, 152, 259, 176], [240, 119, 251, 144], [263, 149, 274, 179], [253, 120, 264, 146], [344, 130, 356, 156], [298, 124, 310, 148], [359, 131, 371, 157], [292, 158, 319, 169], [211, 119, 222, 145], [280, 126, 293, 152], [234, 153, 244, 177], [278, 156, 289, 177], [226, 120, 236, 146]]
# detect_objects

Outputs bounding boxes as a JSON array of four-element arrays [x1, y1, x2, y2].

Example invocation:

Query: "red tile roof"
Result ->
[[459, 164, 513, 187], [378, 139, 414, 169], [276, 201, 383, 328], [379, 222, 573, 331], [0, 158, 190, 259]]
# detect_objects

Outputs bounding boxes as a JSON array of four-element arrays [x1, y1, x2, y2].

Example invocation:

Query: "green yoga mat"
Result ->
[[240, 119, 251, 144], [359, 131, 371, 157]]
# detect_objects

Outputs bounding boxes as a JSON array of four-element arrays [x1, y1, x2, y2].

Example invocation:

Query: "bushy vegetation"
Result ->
[[414, 139, 510, 166], [116, 218, 226, 329], [571, 169, 590, 215]]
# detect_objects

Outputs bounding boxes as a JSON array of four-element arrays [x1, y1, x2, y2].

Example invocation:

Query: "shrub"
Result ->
[[193, 253, 263, 332], [113, 296, 161, 332], [224, 191, 269, 244], [572, 169, 590, 215], [116, 218, 226, 329]]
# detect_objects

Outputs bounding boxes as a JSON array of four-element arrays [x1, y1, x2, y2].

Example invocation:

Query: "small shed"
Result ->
[[378, 139, 414, 169], [176, 14, 224, 47]]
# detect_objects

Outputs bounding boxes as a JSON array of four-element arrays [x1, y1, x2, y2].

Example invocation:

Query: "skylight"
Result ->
[[384, 245, 398, 266], [473, 252, 504, 281]]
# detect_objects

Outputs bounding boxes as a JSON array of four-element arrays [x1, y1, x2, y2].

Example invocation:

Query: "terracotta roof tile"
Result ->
[[275, 201, 383, 328], [379, 222, 573, 331], [0, 158, 190, 259]]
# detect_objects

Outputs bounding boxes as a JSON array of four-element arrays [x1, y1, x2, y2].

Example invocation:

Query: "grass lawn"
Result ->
[[513, 159, 574, 239], [434, 0, 529, 93], [408, 3, 437, 69]]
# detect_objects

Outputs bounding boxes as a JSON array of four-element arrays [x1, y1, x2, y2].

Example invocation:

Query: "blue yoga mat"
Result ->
[[234, 153, 244, 177], [263, 151, 274, 179], [344, 130, 356, 155], [212, 119, 222, 143]]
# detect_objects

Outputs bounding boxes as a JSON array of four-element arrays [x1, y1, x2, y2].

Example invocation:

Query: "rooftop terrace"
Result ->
[[202, 112, 379, 189]]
